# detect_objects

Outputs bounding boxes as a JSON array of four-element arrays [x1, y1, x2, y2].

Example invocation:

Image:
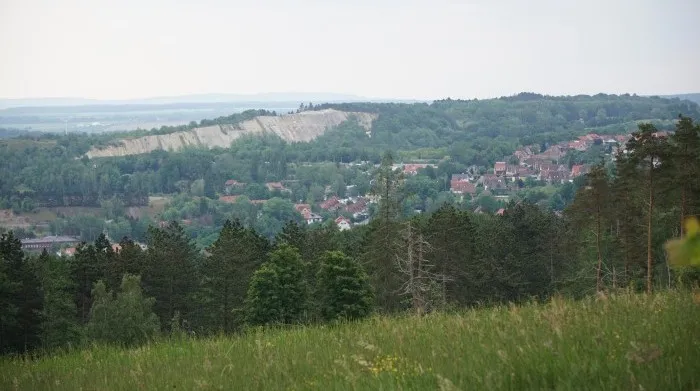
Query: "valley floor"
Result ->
[[2, 291, 699, 390]]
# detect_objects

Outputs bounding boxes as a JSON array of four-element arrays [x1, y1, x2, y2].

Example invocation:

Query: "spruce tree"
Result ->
[[69, 241, 106, 324], [200, 219, 268, 333], [425, 205, 478, 305], [37, 250, 80, 350], [362, 151, 403, 311], [106, 237, 145, 291], [316, 251, 373, 321], [143, 222, 199, 331], [0, 231, 43, 353]]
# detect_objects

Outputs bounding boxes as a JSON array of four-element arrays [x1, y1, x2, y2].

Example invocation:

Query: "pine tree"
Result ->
[[626, 124, 668, 293], [316, 251, 373, 321], [106, 237, 145, 291], [69, 242, 103, 324], [37, 250, 80, 350], [0, 231, 43, 353], [425, 205, 478, 305], [275, 220, 306, 252], [245, 244, 307, 325], [200, 220, 268, 333], [362, 151, 403, 311], [86, 274, 160, 346], [669, 116, 700, 237], [143, 222, 198, 330], [610, 150, 646, 288], [567, 163, 611, 293]]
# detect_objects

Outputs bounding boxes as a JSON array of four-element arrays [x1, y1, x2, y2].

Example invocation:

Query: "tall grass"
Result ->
[[2, 291, 698, 390]]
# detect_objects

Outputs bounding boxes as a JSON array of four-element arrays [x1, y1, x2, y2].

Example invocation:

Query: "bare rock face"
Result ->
[[86, 109, 376, 158]]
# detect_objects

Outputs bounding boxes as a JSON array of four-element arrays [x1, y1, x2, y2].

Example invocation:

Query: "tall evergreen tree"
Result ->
[[37, 250, 80, 350], [106, 237, 145, 291], [669, 116, 700, 236], [275, 220, 306, 252], [69, 242, 103, 324], [610, 150, 646, 288], [626, 124, 668, 293], [567, 163, 611, 293], [0, 231, 43, 353], [425, 205, 478, 305], [362, 152, 403, 311], [143, 222, 198, 330], [200, 219, 268, 333]]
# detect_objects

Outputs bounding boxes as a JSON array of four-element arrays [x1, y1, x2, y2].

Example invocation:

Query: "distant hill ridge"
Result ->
[[86, 109, 376, 158]]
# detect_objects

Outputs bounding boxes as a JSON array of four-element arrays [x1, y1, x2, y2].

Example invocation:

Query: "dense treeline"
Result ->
[[566, 116, 700, 294], [2, 116, 699, 355], [1, 94, 697, 211]]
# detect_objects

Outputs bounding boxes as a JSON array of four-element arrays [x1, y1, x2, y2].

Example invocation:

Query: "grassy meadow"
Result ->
[[2, 291, 698, 390]]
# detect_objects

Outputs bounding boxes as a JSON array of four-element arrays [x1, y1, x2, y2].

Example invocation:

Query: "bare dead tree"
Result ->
[[395, 221, 451, 315]]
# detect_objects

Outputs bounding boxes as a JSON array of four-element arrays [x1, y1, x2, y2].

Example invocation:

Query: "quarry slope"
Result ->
[[86, 109, 376, 158]]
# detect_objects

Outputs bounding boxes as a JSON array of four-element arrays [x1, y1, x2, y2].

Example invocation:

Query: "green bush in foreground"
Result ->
[[1, 291, 698, 390], [86, 274, 160, 346], [316, 251, 374, 322]]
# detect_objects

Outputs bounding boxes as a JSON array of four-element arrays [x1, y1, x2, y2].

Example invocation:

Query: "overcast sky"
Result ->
[[1, 0, 699, 100]]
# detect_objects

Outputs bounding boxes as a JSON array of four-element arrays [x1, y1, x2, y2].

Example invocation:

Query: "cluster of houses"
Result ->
[[295, 195, 371, 230], [220, 178, 373, 231], [448, 132, 635, 196]]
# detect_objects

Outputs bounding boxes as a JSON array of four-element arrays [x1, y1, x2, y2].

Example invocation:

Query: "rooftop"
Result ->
[[21, 235, 80, 244]]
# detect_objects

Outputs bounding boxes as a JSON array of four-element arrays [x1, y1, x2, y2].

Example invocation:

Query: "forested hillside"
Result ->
[[1, 114, 699, 356], [1, 93, 697, 211]]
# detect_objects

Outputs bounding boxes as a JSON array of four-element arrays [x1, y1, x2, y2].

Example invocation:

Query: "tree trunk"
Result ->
[[596, 203, 603, 293], [646, 160, 654, 295], [680, 187, 686, 237]]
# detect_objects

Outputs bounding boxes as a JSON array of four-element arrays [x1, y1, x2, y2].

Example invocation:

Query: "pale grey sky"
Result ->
[[1, 0, 699, 100]]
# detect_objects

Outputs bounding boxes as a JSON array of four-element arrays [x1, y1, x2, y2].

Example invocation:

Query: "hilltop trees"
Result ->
[[86, 274, 159, 346], [143, 222, 198, 330], [37, 250, 80, 350], [567, 163, 611, 293], [0, 231, 43, 353], [245, 244, 308, 325], [668, 116, 700, 236], [316, 251, 373, 321], [362, 152, 404, 312], [625, 124, 669, 293], [200, 219, 268, 333]]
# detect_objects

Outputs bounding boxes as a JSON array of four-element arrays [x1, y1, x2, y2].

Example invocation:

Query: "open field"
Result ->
[[1, 291, 698, 390]]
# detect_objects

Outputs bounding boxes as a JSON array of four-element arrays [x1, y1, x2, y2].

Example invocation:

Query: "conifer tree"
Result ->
[[69, 240, 107, 324], [425, 205, 477, 305], [37, 250, 80, 350], [362, 151, 403, 311], [669, 116, 700, 237], [143, 222, 198, 330], [626, 124, 668, 293], [0, 231, 43, 353], [200, 219, 268, 333], [567, 163, 610, 293], [610, 150, 646, 287]]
